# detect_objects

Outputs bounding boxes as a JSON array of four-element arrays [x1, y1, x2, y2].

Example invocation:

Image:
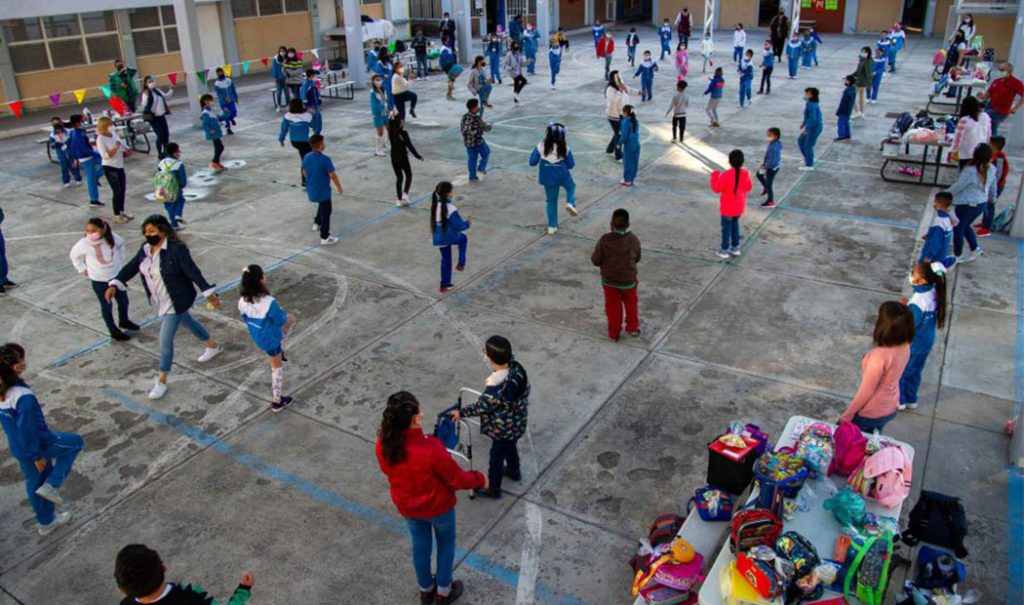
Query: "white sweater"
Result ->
[[70, 233, 126, 282], [605, 86, 638, 119], [733, 29, 747, 48], [96, 132, 125, 168]]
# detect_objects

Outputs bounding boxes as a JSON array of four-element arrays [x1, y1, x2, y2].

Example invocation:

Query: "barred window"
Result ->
[[2, 12, 120, 74], [129, 6, 179, 57], [234, 0, 309, 17]]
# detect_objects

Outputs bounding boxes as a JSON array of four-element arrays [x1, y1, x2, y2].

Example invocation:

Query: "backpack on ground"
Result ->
[[901, 490, 969, 558], [828, 421, 867, 477], [793, 422, 834, 478], [648, 513, 685, 549], [915, 545, 966, 590], [729, 509, 782, 554], [153, 163, 180, 203], [843, 533, 895, 605], [991, 204, 1016, 232], [631, 537, 704, 598]]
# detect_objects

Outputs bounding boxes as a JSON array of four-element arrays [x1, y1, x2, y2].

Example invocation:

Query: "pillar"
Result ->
[[585, 0, 593, 26], [456, 0, 473, 64], [651, 0, 658, 26], [310, 0, 322, 49], [1010, 0, 1024, 238], [844, 0, 860, 33], [552, 0, 560, 31], [114, 11, 139, 69], [218, 0, 240, 65], [0, 37, 20, 105], [172, 0, 205, 127], [923, 0, 937, 36], [341, 0, 367, 86], [536, 0, 550, 43]]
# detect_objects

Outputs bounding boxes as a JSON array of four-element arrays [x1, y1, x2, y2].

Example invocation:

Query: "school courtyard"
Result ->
[[0, 29, 1020, 605]]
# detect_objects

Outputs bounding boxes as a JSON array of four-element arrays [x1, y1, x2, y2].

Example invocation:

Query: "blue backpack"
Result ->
[[433, 415, 459, 450]]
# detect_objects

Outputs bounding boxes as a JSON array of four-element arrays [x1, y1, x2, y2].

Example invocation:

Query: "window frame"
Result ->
[[3, 12, 120, 74], [233, 0, 310, 19], [128, 6, 180, 57]]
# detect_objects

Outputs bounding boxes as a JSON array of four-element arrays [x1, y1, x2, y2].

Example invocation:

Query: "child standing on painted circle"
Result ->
[[711, 149, 752, 259], [200, 93, 228, 173], [529, 123, 577, 234], [239, 264, 296, 413], [898, 262, 947, 411], [431, 181, 471, 293], [618, 105, 641, 186], [156, 143, 188, 229]]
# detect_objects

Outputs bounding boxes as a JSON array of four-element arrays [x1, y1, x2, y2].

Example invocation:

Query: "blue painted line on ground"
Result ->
[[104, 389, 590, 605], [1010, 239, 1024, 605], [780, 205, 918, 230]]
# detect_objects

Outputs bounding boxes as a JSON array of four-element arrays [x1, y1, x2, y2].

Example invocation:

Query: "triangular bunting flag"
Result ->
[[261, 57, 269, 67], [109, 96, 129, 116], [73, 89, 87, 104], [312, 61, 322, 71], [242, 61, 250, 75], [168, 72, 178, 86], [7, 101, 23, 118], [296, 51, 303, 59], [197, 70, 207, 85], [223, 64, 232, 77], [99, 85, 113, 99], [49, 93, 61, 108], [311, 48, 320, 59]]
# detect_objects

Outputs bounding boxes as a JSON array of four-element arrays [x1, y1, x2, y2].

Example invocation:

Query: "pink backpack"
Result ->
[[862, 445, 912, 508], [829, 422, 867, 477]]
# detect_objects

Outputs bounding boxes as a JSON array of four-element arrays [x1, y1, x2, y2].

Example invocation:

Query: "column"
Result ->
[[651, 0, 658, 27], [843, 0, 860, 34], [218, 0, 240, 65], [923, 0, 937, 36], [585, 0, 593, 26], [456, 0, 473, 64], [536, 0, 550, 43], [172, 0, 205, 127], [342, 0, 367, 86], [114, 11, 139, 68], [1010, 0, 1024, 238], [0, 37, 20, 106], [552, 0, 560, 31], [310, 0, 322, 49]]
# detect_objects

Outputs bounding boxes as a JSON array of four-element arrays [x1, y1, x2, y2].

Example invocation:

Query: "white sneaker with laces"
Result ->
[[546, 227, 558, 235], [321, 236, 339, 245], [148, 380, 168, 400], [38, 511, 72, 537], [565, 204, 578, 217], [797, 165, 815, 171], [35, 483, 64, 506], [716, 250, 731, 259], [197, 345, 223, 363], [312, 224, 320, 231]]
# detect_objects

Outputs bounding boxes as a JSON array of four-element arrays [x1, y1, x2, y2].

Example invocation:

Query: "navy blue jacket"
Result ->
[[68, 127, 99, 161], [113, 241, 215, 314], [837, 85, 856, 117]]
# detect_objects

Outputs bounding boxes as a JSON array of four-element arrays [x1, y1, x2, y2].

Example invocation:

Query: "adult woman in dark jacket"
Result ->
[[853, 46, 873, 118], [105, 215, 222, 400], [376, 391, 485, 605]]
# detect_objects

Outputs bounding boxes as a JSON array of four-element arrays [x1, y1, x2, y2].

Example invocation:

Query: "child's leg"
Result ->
[[543, 184, 559, 228], [439, 245, 453, 286], [564, 180, 576, 207], [57, 152, 71, 184], [392, 161, 404, 199], [504, 438, 521, 478], [720, 215, 730, 252], [602, 285, 624, 340], [730, 217, 741, 249], [766, 168, 777, 202], [456, 233, 468, 268], [17, 459, 55, 526], [982, 201, 995, 229], [82, 158, 101, 202], [163, 202, 180, 228], [39, 431, 83, 489], [898, 350, 928, 405], [269, 353, 284, 403], [466, 146, 478, 179], [317, 201, 332, 240], [623, 285, 639, 334], [114, 285, 131, 325], [477, 143, 490, 172], [91, 279, 120, 335], [212, 139, 224, 164]]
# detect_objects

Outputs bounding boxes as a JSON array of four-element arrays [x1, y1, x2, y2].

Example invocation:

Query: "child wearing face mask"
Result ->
[[486, 35, 503, 84], [756, 127, 782, 207], [758, 41, 774, 94], [200, 94, 229, 173], [868, 47, 887, 104], [659, 20, 673, 61], [674, 41, 689, 81], [301, 68, 324, 133], [70, 218, 138, 340], [283, 48, 305, 101], [272, 46, 288, 110], [785, 33, 802, 79], [213, 67, 238, 135], [634, 51, 658, 101], [49, 117, 81, 188], [732, 23, 747, 64], [898, 262, 947, 411], [738, 49, 754, 108], [238, 264, 296, 413], [156, 143, 188, 229], [523, 23, 539, 75]]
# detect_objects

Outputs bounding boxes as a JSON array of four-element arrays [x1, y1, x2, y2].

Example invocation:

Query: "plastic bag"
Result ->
[[823, 486, 866, 528]]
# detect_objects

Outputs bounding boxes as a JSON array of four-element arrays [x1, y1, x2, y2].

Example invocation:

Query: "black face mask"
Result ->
[[145, 234, 162, 246]]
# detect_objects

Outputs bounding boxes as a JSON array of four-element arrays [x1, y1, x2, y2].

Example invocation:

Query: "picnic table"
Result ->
[[39, 113, 151, 164], [880, 138, 957, 187], [268, 70, 354, 108], [925, 78, 987, 116]]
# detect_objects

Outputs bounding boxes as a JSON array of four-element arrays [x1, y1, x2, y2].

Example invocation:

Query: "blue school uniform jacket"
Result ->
[[214, 77, 238, 106], [369, 91, 388, 128], [68, 127, 99, 161], [548, 47, 562, 72], [619, 117, 640, 149], [739, 61, 754, 82], [802, 100, 823, 131], [0, 381, 53, 462], [704, 75, 725, 99], [876, 37, 891, 53], [761, 49, 775, 68], [156, 158, 187, 204], [272, 56, 286, 81], [659, 24, 672, 44], [635, 60, 658, 81], [201, 107, 226, 140], [837, 85, 856, 116], [872, 56, 888, 76], [763, 140, 782, 170], [366, 48, 380, 73], [593, 24, 606, 42], [49, 128, 71, 155], [529, 143, 575, 187], [301, 79, 321, 110], [786, 39, 802, 60], [238, 295, 288, 353], [523, 29, 539, 55], [439, 47, 456, 72], [279, 111, 315, 143], [908, 285, 938, 354], [801, 35, 815, 54], [432, 203, 471, 246], [919, 210, 956, 267]]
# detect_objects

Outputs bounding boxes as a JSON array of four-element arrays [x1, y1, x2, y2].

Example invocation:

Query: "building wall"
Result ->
[[234, 12, 314, 69], [362, 4, 386, 20], [973, 14, 1015, 60], [855, 0, 901, 32], [198, 3, 226, 67], [560, 0, 587, 29], [657, 0, 705, 29], [137, 52, 183, 79], [932, 0, 953, 36], [16, 64, 112, 109], [718, 0, 757, 30]]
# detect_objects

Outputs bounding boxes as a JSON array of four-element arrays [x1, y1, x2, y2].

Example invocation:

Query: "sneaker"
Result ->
[[34, 483, 64, 506], [374, 150, 386, 157], [119, 320, 141, 331], [396, 198, 410, 207], [38, 511, 72, 537], [797, 165, 815, 171], [546, 227, 558, 235], [565, 204, 578, 217], [89, 201, 103, 208], [728, 247, 742, 257], [473, 488, 502, 499], [320, 236, 339, 245], [110, 330, 131, 342], [149, 380, 168, 400], [197, 345, 223, 363], [271, 396, 294, 413], [312, 224, 320, 231], [834, 137, 850, 142], [627, 330, 641, 337], [905, 402, 919, 410], [974, 226, 992, 237], [402, 192, 410, 203], [3, 281, 18, 289], [957, 250, 976, 264], [410, 109, 417, 118], [0, 286, 6, 296], [716, 250, 731, 259], [439, 285, 451, 293], [420, 586, 437, 605], [112, 214, 130, 224], [761, 200, 775, 207], [477, 169, 487, 175], [226, 128, 234, 135], [63, 183, 71, 189], [175, 224, 186, 231], [435, 581, 465, 604]]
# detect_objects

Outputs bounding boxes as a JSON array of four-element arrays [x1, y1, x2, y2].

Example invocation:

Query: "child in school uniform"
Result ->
[[302, 134, 343, 245], [431, 181, 471, 293], [898, 261, 947, 411], [876, 30, 892, 73], [301, 68, 324, 133], [797, 87, 823, 170], [238, 264, 296, 412], [800, 29, 815, 70], [700, 32, 715, 72], [977, 136, 1009, 236], [868, 47, 887, 104], [738, 49, 754, 108], [591, 208, 642, 341], [279, 98, 316, 186], [757, 127, 782, 207], [836, 75, 856, 141], [593, 20, 606, 53], [49, 117, 81, 188], [213, 67, 238, 135], [786, 32, 802, 79], [674, 42, 689, 81], [732, 23, 747, 64], [920, 192, 957, 268], [666, 80, 689, 144], [634, 51, 658, 101], [809, 27, 824, 66], [711, 149, 752, 259], [156, 143, 188, 229], [758, 40, 774, 94], [704, 67, 725, 127], [529, 122, 577, 234], [486, 35, 504, 84], [626, 28, 640, 67], [619, 105, 641, 186], [659, 19, 673, 61], [548, 39, 563, 90], [68, 114, 104, 208], [888, 23, 905, 72], [200, 94, 228, 173]]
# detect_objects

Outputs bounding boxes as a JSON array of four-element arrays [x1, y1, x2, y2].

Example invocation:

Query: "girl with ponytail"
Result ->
[[376, 391, 486, 604], [529, 122, 577, 234], [429, 181, 471, 293], [710, 149, 752, 259], [898, 262, 948, 410], [238, 264, 295, 412], [69, 218, 138, 340]]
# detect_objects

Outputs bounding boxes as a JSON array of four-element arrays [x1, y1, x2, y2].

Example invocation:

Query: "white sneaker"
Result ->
[[797, 165, 815, 171], [728, 247, 742, 257], [148, 380, 168, 400], [396, 199, 410, 207], [321, 236, 339, 245], [551, 86, 556, 90], [35, 483, 64, 506], [63, 183, 71, 189], [374, 150, 386, 157], [565, 204, 578, 217], [197, 345, 223, 363], [716, 250, 731, 259], [312, 224, 320, 232], [898, 403, 907, 411], [38, 511, 72, 537], [958, 250, 977, 264], [546, 227, 558, 235], [905, 402, 919, 410]]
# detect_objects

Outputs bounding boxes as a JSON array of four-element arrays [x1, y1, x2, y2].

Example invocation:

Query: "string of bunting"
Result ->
[[3, 47, 327, 118]]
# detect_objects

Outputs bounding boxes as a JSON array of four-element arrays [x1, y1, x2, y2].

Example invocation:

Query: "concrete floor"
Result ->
[[0, 28, 1021, 605]]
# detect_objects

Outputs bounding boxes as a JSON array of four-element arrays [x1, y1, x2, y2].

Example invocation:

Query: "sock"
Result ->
[[271, 366, 283, 403]]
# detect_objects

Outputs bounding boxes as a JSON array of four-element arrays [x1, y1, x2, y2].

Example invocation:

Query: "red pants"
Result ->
[[603, 284, 639, 339]]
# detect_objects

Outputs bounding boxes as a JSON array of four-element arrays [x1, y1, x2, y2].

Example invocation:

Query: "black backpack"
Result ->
[[892, 112, 914, 137], [901, 490, 968, 558]]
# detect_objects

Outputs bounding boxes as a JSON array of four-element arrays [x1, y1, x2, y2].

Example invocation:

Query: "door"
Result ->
[[559, 0, 586, 29], [605, 0, 616, 21], [807, 0, 846, 33]]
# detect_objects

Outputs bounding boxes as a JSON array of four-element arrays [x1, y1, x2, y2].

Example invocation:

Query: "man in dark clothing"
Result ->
[[675, 8, 693, 48], [439, 13, 457, 60], [591, 208, 642, 341], [411, 29, 430, 78], [769, 10, 790, 60], [454, 335, 530, 499]]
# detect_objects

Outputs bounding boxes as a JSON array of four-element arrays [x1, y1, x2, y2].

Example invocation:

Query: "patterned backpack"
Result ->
[[843, 533, 894, 605], [848, 444, 912, 508], [828, 421, 867, 477], [729, 509, 782, 554], [794, 422, 834, 478], [776, 531, 824, 602]]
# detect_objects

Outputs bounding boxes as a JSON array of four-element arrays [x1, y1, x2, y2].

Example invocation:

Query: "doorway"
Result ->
[[901, 0, 927, 31], [759, 0, 781, 27]]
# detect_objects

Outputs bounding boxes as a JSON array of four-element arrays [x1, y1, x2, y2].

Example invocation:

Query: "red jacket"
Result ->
[[376, 428, 485, 519], [710, 168, 753, 217], [597, 36, 615, 57]]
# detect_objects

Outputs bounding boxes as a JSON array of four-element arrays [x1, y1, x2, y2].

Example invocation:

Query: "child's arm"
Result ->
[[176, 165, 187, 190], [528, 146, 541, 166], [590, 239, 604, 266], [329, 171, 343, 194], [278, 118, 288, 145], [403, 132, 423, 160], [69, 241, 89, 274], [565, 150, 575, 170]]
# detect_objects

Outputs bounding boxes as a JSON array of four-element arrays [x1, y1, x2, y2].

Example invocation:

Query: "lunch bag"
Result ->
[[776, 531, 824, 602], [915, 545, 966, 590], [865, 445, 912, 508], [843, 533, 894, 605], [736, 552, 784, 600], [901, 491, 969, 558], [729, 509, 782, 554], [687, 485, 733, 522], [753, 451, 808, 499], [794, 422, 834, 478], [648, 513, 685, 549], [828, 421, 867, 477]]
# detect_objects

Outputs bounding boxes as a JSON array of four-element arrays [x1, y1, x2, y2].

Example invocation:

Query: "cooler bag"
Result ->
[[707, 436, 759, 494]]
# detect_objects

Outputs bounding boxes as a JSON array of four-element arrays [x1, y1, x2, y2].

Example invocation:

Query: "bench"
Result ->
[[321, 80, 355, 100], [879, 138, 957, 187], [38, 117, 150, 164]]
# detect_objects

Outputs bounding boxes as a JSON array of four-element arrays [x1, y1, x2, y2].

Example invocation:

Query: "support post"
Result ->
[[1010, 0, 1024, 239], [172, 0, 205, 127], [924, 0, 938, 36], [536, 0, 550, 46], [218, 0, 240, 65], [585, 0, 593, 27], [704, 0, 714, 35], [114, 10, 139, 70], [0, 37, 21, 105], [342, 0, 367, 86], [456, 0, 473, 66], [790, 0, 801, 34]]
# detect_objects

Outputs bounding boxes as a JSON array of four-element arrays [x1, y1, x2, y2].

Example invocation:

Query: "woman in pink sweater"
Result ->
[[840, 301, 915, 433]]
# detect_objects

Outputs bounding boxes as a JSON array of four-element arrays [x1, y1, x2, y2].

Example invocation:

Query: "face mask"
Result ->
[[288, 53, 295, 58], [119, 67, 127, 75], [860, 52, 868, 58], [86, 232, 102, 242], [147, 82, 155, 89], [145, 234, 162, 246], [219, 75, 226, 81]]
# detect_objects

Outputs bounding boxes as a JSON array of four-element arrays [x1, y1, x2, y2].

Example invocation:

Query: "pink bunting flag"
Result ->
[[168, 72, 178, 86], [7, 101, 23, 118], [109, 96, 129, 116], [312, 61, 322, 71], [296, 51, 304, 59], [49, 93, 61, 108]]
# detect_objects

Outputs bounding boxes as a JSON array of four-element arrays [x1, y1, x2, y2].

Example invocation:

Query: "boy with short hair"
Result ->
[[626, 27, 640, 66], [213, 67, 238, 135], [115, 543, 254, 605], [591, 209, 642, 341], [977, 135, 1009, 236], [659, 19, 673, 61], [634, 50, 658, 101], [460, 99, 491, 181], [665, 80, 689, 144], [453, 335, 530, 499], [835, 75, 856, 141], [301, 134, 343, 245], [920, 192, 957, 268]]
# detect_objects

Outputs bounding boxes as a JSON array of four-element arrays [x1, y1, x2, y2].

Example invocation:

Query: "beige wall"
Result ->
[[361, 4, 385, 20], [17, 63, 112, 110], [235, 12, 313, 70], [657, 0, 705, 29], [718, 0, 758, 30], [973, 14, 1015, 60], [137, 53, 184, 81], [856, 0, 902, 33], [932, 0, 953, 36]]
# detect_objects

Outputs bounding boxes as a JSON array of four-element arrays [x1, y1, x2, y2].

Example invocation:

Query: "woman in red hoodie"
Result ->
[[710, 149, 753, 259], [376, 391, 486, 605]]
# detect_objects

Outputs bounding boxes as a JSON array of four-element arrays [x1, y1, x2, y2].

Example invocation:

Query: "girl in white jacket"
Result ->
[[605, 71, 640, 161], [69, 218, 138, 340]]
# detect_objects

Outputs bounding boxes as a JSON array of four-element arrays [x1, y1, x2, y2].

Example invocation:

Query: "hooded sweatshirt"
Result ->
[[119, 582, 251, 605], [0, 380, 53, 462], [278, 111, 315, 144], [591, 231, 642, 288], [238, 294, 288, 353]]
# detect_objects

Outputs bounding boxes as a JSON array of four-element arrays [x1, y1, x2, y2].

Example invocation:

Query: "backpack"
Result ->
[[729, 509, 781, 554], [892, 112, 914, 137], [902, 491, 969, 558], [915, 545, 966, 590], [794, 422, 834, 478], [631, 537, 704, 597], [648, 513, 685, 549], [828, 421, 866, 477], [991, 204, 1016, 232], [153, 163, 180, 203], [432, 415, 459, 450], [932, 49, 946, 66], [687, 485, 733, 522], [736, 552, 784, 600], [843, 533, 894, 605], [776, 531, 824, 602], [865, 445, 912, 508]]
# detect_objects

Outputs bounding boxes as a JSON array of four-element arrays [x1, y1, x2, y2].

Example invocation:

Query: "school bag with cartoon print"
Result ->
[[793, 422, 834, 478], [843, 532, 894, 605], [775, 531, 824, 602], [153, 161, 180, 203]]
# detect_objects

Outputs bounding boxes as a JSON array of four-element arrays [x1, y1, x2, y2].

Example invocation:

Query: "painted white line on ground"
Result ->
[[514, 501, 544, 605]]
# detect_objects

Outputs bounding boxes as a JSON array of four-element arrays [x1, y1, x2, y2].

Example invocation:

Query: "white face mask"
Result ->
[[147, 82, 155, 89]]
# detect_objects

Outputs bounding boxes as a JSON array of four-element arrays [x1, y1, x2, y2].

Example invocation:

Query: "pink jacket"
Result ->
[[710, 168, 753, 217], [840, 344, 911, 422], [675, 50, 689, 79]]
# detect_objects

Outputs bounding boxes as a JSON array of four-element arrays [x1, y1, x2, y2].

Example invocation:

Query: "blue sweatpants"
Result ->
[[438, 233, 468, 287]]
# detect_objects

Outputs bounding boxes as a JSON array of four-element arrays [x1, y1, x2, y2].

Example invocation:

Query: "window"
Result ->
[[233, 0, 309, 17], [1, 12, 119, 74], [129, 6, 180, 56]]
